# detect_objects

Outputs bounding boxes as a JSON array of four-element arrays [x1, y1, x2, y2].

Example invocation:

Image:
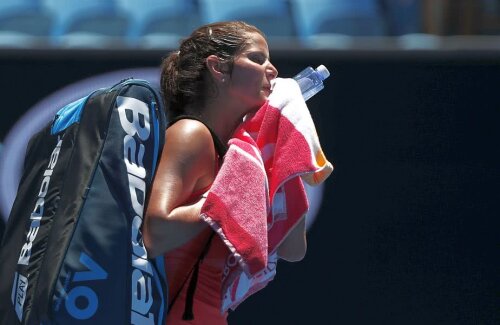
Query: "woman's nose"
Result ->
[[267, 63, 278, 80]]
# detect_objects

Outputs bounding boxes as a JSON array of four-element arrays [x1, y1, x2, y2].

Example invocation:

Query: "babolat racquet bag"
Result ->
[[0, 78, 168, 324]]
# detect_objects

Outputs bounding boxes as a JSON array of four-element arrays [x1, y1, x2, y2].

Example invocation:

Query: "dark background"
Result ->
[[0, 49, 498, 324]]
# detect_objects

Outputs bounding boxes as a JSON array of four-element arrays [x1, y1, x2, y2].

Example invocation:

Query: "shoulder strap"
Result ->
[[168, 115, 228, 158], [167, 232, 215, 320], [181, 232, 215, 321]]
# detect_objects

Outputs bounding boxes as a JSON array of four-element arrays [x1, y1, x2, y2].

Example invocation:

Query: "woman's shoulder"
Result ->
[[168, 117, 210, 135], [167, 118, 212, 140], [165, 118, 215, 158]]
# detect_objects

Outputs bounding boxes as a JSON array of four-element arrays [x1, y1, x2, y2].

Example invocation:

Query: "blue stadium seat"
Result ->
[[291, 0, 387, 46], [381, 0, 422, 35], [42, 0, 129, 48], [0, 0, 53, 48], [198, 0, 296, 42], [116, 0, 199, 48]]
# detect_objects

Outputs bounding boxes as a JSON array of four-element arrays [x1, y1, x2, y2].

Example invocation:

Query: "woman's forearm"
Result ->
[[143, 199, 209, 257]]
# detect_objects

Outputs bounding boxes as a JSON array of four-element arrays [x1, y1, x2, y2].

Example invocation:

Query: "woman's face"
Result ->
[[227, 32, 278, 113]]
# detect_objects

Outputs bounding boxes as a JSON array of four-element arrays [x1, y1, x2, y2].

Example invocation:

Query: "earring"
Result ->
[[221, 77, 225, 83]]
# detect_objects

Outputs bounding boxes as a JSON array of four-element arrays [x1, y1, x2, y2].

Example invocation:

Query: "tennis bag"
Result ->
[[0, 78, 168, 324]]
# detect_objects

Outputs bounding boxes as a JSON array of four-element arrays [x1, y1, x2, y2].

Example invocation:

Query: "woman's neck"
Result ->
[[195, 99, 246, 145]]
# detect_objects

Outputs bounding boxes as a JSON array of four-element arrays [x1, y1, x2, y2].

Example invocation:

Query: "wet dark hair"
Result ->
[[160, 21, 265, 120]]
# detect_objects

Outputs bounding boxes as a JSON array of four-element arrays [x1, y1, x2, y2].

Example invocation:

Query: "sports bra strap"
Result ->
[[168, 115, 228, 158]]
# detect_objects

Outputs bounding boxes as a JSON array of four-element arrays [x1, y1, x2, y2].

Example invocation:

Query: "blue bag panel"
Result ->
[[3, 130, 75, 324], [51, 95, 90, 135], [51, 165, 128, 324], [51, 82, 167, 324]]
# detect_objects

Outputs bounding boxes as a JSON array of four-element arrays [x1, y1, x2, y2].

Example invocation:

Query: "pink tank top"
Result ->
[[164, 116, 229, 324], [164, 231, 229, 325]]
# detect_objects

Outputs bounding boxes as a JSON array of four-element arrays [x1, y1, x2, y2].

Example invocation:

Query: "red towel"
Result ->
[[200, 78, 333, 312]]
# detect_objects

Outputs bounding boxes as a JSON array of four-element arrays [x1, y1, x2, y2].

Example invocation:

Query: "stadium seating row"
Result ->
[[0, 0, 422, 49]]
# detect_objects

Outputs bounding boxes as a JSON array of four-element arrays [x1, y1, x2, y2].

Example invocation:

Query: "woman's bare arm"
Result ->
[[143, 120, 217, 258]]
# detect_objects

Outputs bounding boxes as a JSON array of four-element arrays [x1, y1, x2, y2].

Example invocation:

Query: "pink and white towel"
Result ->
[[200, 77, 333, 312]]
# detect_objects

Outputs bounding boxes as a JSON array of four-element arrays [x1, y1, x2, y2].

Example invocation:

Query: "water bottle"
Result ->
[[293, 65, 330, 101]]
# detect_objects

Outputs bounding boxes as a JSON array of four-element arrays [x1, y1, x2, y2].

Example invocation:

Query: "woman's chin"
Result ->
[[243, 104, 263, 120]]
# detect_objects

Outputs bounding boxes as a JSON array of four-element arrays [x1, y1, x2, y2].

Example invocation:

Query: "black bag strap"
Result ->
[[181, 232, 215, 320], [167, 232, 215, 320]]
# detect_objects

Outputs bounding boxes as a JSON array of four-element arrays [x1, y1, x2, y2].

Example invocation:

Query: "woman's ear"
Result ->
[[206, 55, 226, 83]]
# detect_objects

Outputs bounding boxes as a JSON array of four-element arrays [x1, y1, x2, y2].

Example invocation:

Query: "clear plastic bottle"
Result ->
[[293, 65, 331, 101]]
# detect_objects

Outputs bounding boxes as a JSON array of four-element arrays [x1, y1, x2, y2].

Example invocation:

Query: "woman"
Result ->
[[143, 21, 307, 324]]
